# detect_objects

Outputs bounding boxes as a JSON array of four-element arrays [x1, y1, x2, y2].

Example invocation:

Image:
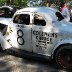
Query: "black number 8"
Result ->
[[17, 29, 24, 45]]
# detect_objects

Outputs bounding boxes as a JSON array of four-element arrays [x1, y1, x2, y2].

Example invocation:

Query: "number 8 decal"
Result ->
[[17, 29, 25, 45]]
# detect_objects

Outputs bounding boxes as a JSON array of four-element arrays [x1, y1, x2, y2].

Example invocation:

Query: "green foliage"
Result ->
[[0, 0, 68, 8], [0, 0, 29, 7], [11, 0, 29, 7], [17, 0, 29, 7], [0, 0, 6, 6]]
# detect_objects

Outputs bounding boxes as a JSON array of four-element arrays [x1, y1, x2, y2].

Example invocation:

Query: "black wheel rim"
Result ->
[[57, 49, 72, 68]]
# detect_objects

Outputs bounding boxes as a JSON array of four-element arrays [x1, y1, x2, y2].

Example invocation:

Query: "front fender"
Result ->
[[0, 32, 12, 50], [52, 39, 72, 58]]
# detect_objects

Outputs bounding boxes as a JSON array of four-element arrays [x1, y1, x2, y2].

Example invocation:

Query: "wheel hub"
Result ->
[[57, 49, 72, 68]]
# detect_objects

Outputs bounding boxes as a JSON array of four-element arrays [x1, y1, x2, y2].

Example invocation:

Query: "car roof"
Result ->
[[14, 7, 61, 22], [16, 7, 59, 14], [0, 6, 13, 10]]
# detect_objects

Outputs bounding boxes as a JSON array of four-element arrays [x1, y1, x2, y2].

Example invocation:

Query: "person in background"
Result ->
[[70, 6, 72, 22], [61, 3, 70, 22], [50, 4, 56, 9]]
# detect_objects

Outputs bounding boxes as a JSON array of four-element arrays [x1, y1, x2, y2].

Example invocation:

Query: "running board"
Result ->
[[5, 47, 51, 61]]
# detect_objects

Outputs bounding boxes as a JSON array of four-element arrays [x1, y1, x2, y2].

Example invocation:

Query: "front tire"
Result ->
[[55, 45, 72, 69]]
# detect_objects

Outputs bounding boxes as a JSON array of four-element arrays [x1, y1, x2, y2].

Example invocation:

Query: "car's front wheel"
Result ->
[[55, 45, 72, 69]]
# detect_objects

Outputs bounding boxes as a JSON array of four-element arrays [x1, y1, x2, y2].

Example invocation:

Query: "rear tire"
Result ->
[[0, 44, 3, 52], [55, 45, 72, 69]]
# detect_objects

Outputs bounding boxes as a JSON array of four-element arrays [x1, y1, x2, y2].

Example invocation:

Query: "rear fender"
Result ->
[[52, 39, 72, 59], [0, 32, 12, 50]]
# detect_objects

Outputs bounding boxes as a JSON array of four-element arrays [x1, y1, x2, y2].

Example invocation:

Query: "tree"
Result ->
[[0, 0, 6, 6], [0, 0, 29, 7], [12, 0, 29, 7]]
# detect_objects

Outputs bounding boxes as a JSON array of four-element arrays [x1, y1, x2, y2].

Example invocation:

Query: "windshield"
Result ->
[[56, 12, 64, 21]]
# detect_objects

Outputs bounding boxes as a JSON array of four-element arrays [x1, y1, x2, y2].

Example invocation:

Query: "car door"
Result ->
[[32, 13, 58, 55], [6, 13, 32, 52]]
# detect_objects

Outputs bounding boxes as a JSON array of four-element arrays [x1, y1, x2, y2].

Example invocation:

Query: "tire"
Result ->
[[0, 44, 3, 52], [55, 45, 72, 69]]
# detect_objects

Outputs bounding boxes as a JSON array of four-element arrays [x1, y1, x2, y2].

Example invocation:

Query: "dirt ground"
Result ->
[[0, 52, 71, 72]]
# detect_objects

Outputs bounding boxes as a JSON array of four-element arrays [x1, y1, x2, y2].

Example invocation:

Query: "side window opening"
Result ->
[[34, 14, 46, 26], [0, 23, 8, 35], [13, 14, 30, 25], [56, 12, 64, 21]]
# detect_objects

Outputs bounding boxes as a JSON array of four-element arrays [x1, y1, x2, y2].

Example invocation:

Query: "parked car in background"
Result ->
[[0, 7, 72, 69], [0, 5, 20, 23]]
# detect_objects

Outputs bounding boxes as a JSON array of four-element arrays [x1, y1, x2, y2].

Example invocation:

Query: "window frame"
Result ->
[[13, 14, 30, 25], [33, 13, 46, 26]]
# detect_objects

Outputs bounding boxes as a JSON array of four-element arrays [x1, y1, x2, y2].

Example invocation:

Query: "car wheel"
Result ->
[[0, 47, 3, 52], [55, 45, 72, 69]]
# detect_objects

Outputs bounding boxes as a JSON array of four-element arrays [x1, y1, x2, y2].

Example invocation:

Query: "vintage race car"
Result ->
[[0, 7, 72, 69]]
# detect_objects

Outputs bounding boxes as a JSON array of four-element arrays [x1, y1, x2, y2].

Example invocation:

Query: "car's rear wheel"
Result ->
[[0, 46, 3, 52], [55, 45, 72, 69]]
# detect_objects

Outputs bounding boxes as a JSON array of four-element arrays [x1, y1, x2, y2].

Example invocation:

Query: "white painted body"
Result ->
[[0, 7, 72, 59]]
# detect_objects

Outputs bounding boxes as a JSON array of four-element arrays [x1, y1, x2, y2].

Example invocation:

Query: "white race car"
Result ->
[[0, 7, 72, 69]]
